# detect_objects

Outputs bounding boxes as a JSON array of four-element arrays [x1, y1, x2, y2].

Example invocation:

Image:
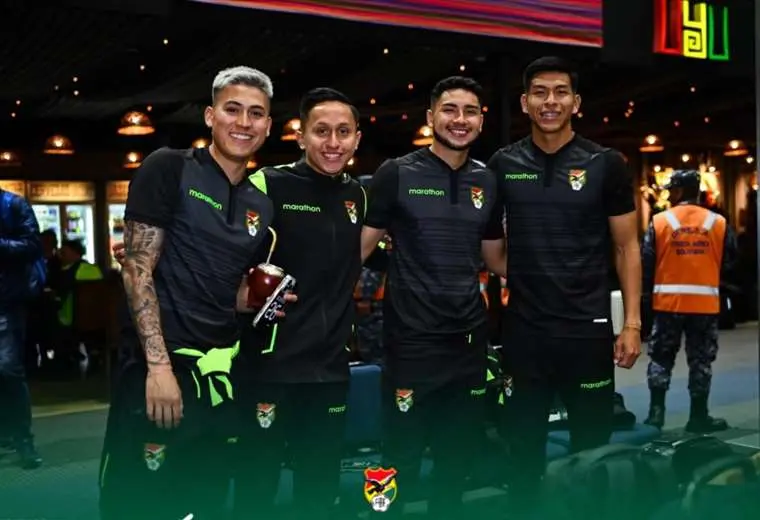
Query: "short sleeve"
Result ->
[[364, 159, 400, 230], [124, 148, 184, 228], [603, 150, 636, 217], [483, 170, 505, 240]]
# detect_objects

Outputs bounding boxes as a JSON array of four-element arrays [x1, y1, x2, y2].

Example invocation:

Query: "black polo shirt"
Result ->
[[365, 148, 503, 379], [240, 160, 366, 383], [122, 147, 274, 359], [487, 135, 635, 338]]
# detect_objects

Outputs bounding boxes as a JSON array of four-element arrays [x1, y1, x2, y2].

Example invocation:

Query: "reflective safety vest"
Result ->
[[479, 271, 490, 309], [652, 205, 725, 314], [353, 272, 385, 301], [500, 277, 509, 307]]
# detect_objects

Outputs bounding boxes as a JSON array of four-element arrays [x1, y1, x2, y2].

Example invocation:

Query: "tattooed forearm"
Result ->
[[122, 220, 170, 366]]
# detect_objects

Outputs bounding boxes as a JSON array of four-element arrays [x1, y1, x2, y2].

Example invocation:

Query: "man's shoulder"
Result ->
[[493, 136, 532, 158], [395, 150, 425, 168], [572, 135, 619, 159]]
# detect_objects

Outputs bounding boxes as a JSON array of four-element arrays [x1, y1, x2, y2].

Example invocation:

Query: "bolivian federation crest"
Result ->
[[256, 403, 276, 428], [144, 443, 166, 471], [395, 389, 413, 412], [345, 201, 358, 224], [568, 170, 586, 191], [470, 187, 484, 209], [364, 466, 398, 512], [246, 210, 260, 237]]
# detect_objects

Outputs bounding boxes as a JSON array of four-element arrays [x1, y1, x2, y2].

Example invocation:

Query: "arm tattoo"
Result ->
[[122, 220, 170, 366]]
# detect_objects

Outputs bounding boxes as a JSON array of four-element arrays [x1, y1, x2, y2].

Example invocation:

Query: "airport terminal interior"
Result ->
[[0, 0, 759, 518]]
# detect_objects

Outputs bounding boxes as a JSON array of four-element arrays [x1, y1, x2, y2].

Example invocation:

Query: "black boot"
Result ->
[[643, 389, 666, 429], [684, 394, 728, 434], [15, 437, 42, 469]]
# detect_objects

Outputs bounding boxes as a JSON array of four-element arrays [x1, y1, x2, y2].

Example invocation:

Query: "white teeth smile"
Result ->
[[541, 113, 560, 119], [450, 129, 468, 136], [323, 153, 342, 160], [231, 133, 252, 140]]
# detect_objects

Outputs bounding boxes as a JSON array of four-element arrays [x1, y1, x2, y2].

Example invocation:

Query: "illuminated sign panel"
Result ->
[[192, 0, 603, 47], [653, 0, 730, 61]]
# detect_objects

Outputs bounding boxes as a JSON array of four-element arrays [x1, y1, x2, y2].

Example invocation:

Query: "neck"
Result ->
[[531, 125, 575, 155], [209, 143, 247, 184], [430, 141, 468, 170]]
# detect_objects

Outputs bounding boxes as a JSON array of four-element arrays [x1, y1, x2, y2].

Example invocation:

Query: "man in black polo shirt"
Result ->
[[100, 66, 287, 520], [233, 88, 368, 520], [487, 56, 641, 515], [362, 76, 506, 518]]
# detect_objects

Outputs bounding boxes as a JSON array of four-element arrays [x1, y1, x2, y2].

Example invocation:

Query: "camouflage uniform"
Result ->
[[646, 312, 718, 395], [641, 180, 737, 432], [355, 267, 384, 364]]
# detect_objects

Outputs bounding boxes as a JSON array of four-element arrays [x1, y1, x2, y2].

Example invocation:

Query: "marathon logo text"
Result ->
[[188, 189, 223, 211], [408, 188, 445, 196], [504, 172, 539, 181], [282, 203, 321, 213]]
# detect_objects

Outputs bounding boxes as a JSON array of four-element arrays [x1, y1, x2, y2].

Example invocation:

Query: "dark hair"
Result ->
[[299, 87, 360, 126], [523, 56, 579, 92], [61, 239, 85, 257], [430, 76, 484, 108]]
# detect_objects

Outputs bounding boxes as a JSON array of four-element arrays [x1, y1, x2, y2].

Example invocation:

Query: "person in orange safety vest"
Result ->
[[641, 169, 737, 433]]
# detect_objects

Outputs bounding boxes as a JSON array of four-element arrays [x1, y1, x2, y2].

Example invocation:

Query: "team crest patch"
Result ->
[[364, 466, 398, 512], [470, 187, 484, 209], [144, 443, 166, 471], [345, 201, 358, 224], [246, 210, 260, 237], [395, 389, 413, 412], [568, 170, 586, 191], [256, 403, 276, 428]]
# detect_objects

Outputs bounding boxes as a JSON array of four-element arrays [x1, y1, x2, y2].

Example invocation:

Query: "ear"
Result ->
[[572, 94, 582, 114], [296, 130, 305, 150], [203, 106, 214, 128], [425, 109, 433, 127], [265, 116, 272, 137], [355, 130, 362, 150], [520, 94, 528, 114]]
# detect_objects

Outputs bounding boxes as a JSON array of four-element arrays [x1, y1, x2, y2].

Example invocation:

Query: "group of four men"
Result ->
[[100, 55, 642, 520]]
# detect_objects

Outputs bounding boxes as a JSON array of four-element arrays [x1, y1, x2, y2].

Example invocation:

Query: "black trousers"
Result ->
[[500, 323, 614, 513], [99, 361, 238, 520], [234, 381, 349, 520], [0, 308, 32, 442], [380, 373, 486, 519]]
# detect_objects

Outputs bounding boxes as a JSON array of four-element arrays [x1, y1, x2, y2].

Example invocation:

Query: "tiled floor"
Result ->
[[0, 322, 757, 519]]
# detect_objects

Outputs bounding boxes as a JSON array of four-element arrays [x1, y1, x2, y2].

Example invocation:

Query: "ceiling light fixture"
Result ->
[[412, 125, 433, 147], [43, 134, 75, 155], [640, 134, 664, 153], [124, 151, 143, 169], [281, 118, 300, 141], [724, 140, 749, 157], [117, 111, 155, 135]]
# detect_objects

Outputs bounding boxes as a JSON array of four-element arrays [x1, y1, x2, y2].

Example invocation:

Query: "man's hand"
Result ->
[[113, 242, 126, 265], [145, 365, 183, 429], [614, 327, 641, 369]]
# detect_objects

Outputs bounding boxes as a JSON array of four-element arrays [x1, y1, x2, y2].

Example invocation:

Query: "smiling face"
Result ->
[[521, 71, 580, 135], [204, 84, 272, 163], [427, 88, 483, 151], [297, 100, 361, 176]]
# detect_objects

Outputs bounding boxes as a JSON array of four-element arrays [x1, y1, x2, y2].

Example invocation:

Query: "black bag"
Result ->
[[649, 453, 760, 520], [540, 435, 739, 520], [639, 434, 736, 485], [541, 443, 679, 520]]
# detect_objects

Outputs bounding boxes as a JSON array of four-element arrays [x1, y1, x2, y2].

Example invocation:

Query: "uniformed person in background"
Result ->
[[642, 169, 737, 433]]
